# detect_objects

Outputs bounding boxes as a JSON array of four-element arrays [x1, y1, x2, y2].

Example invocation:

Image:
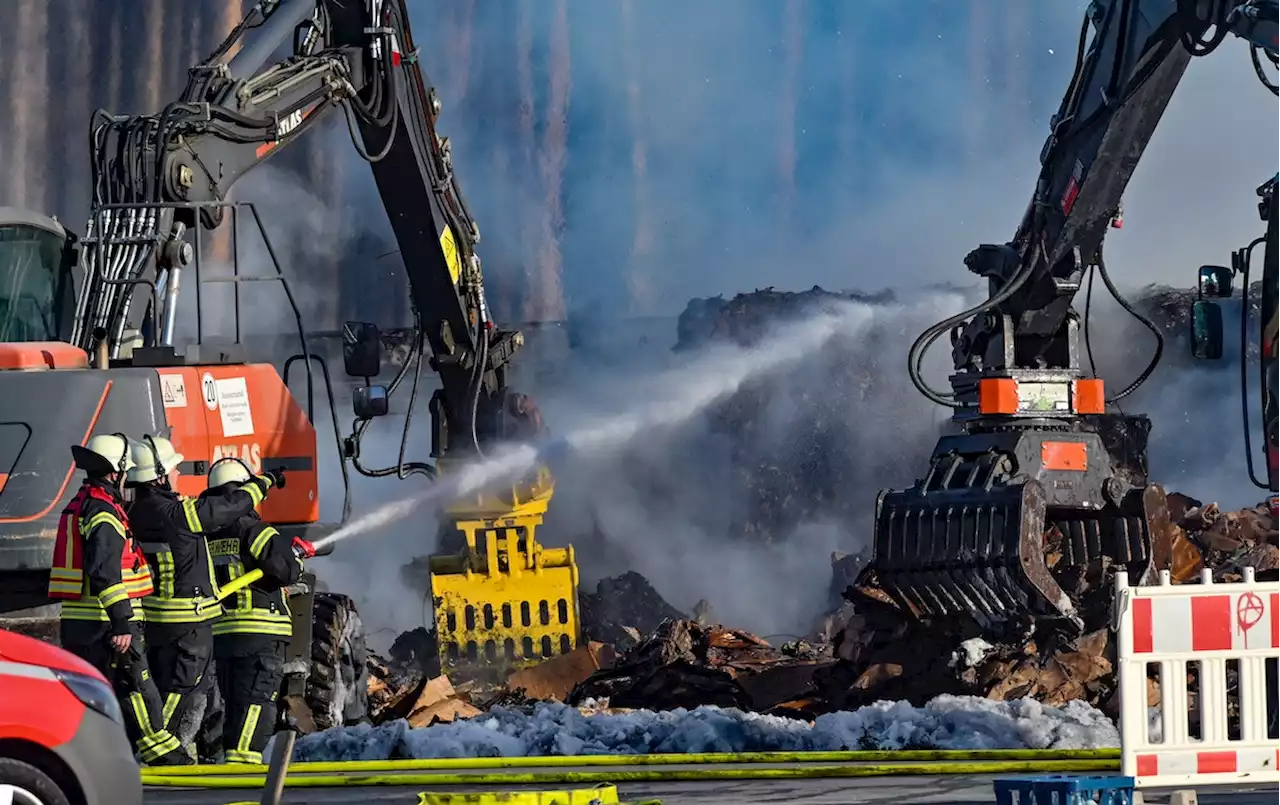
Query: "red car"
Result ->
[[0, 628, 143, 805]]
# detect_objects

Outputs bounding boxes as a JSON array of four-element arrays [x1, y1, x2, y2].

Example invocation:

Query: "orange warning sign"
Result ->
[[1041, 441, 1087, 472]]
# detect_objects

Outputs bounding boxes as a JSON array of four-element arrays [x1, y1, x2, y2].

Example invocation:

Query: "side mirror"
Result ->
[[1197, 265, 1234, 299], [352, 385, 389, 419], [343, 321, 382, 378], [1190, 300, 1225, 360]]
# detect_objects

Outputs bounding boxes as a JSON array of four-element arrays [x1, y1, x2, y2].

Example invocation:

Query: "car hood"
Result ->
[[0, 629, 103, 681]]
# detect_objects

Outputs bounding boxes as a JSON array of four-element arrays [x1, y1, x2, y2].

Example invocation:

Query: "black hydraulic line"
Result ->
[[910, 0, 1276, 414], [1237, 235, 1271, 489], [1090, 241, 1165, 403], [395, 310, 429, 480], [224, 0, 318, 82], [906, 256, 1039, 408], [1177, 0, 1234, 54], [347, 310, 435, 480]]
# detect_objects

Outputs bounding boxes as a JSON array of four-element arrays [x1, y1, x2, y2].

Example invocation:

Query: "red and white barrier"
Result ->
[[1115, 566, 1279, 789]]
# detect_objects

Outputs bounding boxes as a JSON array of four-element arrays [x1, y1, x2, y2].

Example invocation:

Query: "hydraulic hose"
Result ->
[[467, 316, 489, 456], [907, 251, 1040, 408], [1085, 238, 1167, 401], [141, 758, 1120, 788], [348, 312, 435, 480]]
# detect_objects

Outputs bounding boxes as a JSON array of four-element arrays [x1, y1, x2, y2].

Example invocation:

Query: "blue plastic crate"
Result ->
[[993, 775, 1137, 805]]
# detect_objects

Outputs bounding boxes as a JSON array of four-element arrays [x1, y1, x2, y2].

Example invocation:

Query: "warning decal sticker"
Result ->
[[215, 377, 255, 438], [160, 374, 188, 409]]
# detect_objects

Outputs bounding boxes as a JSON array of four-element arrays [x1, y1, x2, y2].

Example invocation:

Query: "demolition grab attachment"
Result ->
[[869, 421, 1160, 632], [862, 0, 1277, 633], [428, 465, 583, 678]]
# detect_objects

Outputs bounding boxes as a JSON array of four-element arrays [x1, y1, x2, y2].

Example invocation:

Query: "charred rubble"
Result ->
[[359, 493, 1273, 727], [352, 285, 1275, 730]]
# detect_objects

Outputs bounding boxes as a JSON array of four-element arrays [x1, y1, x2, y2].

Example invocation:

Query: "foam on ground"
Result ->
[[288, 695, 1119, 761]]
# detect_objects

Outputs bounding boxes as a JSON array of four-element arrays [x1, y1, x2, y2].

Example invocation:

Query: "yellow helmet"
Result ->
[[208, 459, 253, 489], [126, 435, 184, 484], [70, 434, 135, 476]]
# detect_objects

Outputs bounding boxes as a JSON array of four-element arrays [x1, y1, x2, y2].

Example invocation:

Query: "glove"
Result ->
[[262, 469, 287, 489], [292, 536, 317, 559]]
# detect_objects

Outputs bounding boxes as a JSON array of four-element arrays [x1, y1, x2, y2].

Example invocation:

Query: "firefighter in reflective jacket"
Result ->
[[125, 434, 282, 761], [48, 434, 189, 765], [205, 459, 317, 764]]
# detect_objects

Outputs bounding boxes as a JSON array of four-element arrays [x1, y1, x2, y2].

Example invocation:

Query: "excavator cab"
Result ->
[[342, 321, 583, 679], [0, 211, 79, 345]]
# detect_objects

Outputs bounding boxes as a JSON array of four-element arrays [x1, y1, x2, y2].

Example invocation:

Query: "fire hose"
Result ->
[[213, 540, 312, 603], [140, 750, 1121, 788]]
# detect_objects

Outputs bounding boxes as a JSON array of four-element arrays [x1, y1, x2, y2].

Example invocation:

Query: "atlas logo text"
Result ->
[[277, 109, 304, 139], [212, 443, 262, 474]]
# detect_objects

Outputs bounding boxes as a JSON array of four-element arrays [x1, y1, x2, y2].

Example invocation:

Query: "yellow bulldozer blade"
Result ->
[[430, 466, 582, 678]]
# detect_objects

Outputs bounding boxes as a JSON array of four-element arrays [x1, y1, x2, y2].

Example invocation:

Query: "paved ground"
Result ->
[[145, 769, 1279, 805]]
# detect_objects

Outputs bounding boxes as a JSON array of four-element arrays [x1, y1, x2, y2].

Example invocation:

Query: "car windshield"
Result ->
[[0, 223, 74, 343]]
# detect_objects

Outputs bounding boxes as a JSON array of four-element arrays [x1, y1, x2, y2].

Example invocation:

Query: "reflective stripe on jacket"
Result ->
[[210, 510, 303, 639], [49, 481, 153, 628], [128, 478, 269, 625]]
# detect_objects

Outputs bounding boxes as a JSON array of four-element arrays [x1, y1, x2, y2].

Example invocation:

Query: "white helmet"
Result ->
[[71, 434, 135, 477], [126, 435, 185, 484], [208, 459, 253, 489]]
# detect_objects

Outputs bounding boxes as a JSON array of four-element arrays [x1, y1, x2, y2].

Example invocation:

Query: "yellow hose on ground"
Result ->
[[145, 748, 1121, 777], [141, 759, 1120, 788], [218, 784, 657, 805]]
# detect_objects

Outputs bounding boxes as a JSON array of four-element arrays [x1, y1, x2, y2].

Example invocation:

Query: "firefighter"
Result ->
[[125, 434, 283, 761], [47, 434, 189, 766], [205, 458, 317, 764]]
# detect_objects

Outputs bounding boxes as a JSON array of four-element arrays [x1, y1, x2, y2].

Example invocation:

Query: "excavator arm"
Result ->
[[67, 0, 578, 677], [866, 0, 1278, 634], [75, 0, 529, 464]]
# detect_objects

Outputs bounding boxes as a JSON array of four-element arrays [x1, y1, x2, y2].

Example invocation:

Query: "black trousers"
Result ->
[[60, 619, 188, 765], [146, 622, 216, 759], [215, 637, 287, 764]]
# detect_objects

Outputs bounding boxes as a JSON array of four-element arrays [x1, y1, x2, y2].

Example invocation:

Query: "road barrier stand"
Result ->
[[1115, 566, 1279, 792], [993, 774, 1137, 804]]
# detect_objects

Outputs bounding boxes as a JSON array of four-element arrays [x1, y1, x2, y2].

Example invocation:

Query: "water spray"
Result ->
[[309, 300, 876, 553]]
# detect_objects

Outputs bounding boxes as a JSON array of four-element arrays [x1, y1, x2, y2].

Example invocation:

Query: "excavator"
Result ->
[[0, 0, 580, 728], [864, 0, 1279, 635]]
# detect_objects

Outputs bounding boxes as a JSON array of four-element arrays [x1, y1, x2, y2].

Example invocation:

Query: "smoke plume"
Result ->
[[277, 2, 1276, 641]]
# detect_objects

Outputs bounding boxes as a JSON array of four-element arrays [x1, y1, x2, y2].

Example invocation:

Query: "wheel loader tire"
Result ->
[[306, 592, 370, 731]]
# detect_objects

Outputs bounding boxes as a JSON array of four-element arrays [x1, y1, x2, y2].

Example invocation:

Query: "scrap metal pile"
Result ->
[[360, 490, 1272, 727], [351, 285, 1275, 731]]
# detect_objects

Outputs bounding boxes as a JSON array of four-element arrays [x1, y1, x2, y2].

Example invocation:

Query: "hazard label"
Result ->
[[160, 374, 187, 409]]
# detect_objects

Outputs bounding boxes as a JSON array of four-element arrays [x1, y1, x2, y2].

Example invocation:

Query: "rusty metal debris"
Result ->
[[506, 642, 616, 702], [824, 494, 1277, 710], [567, 619, 834, 715], [350, 493, 1271, 730]]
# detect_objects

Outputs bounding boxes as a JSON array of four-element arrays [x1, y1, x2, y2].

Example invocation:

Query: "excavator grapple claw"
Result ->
[[429, 466, 582, 679], [870, 479, 1077, 629], [864, 425, 1158, 634]]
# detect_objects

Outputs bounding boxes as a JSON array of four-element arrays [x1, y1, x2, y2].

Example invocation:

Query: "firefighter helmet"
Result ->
[[126, 435, 185, 484], [70, 433, 135, 477], [208, 458, 253, 489]]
